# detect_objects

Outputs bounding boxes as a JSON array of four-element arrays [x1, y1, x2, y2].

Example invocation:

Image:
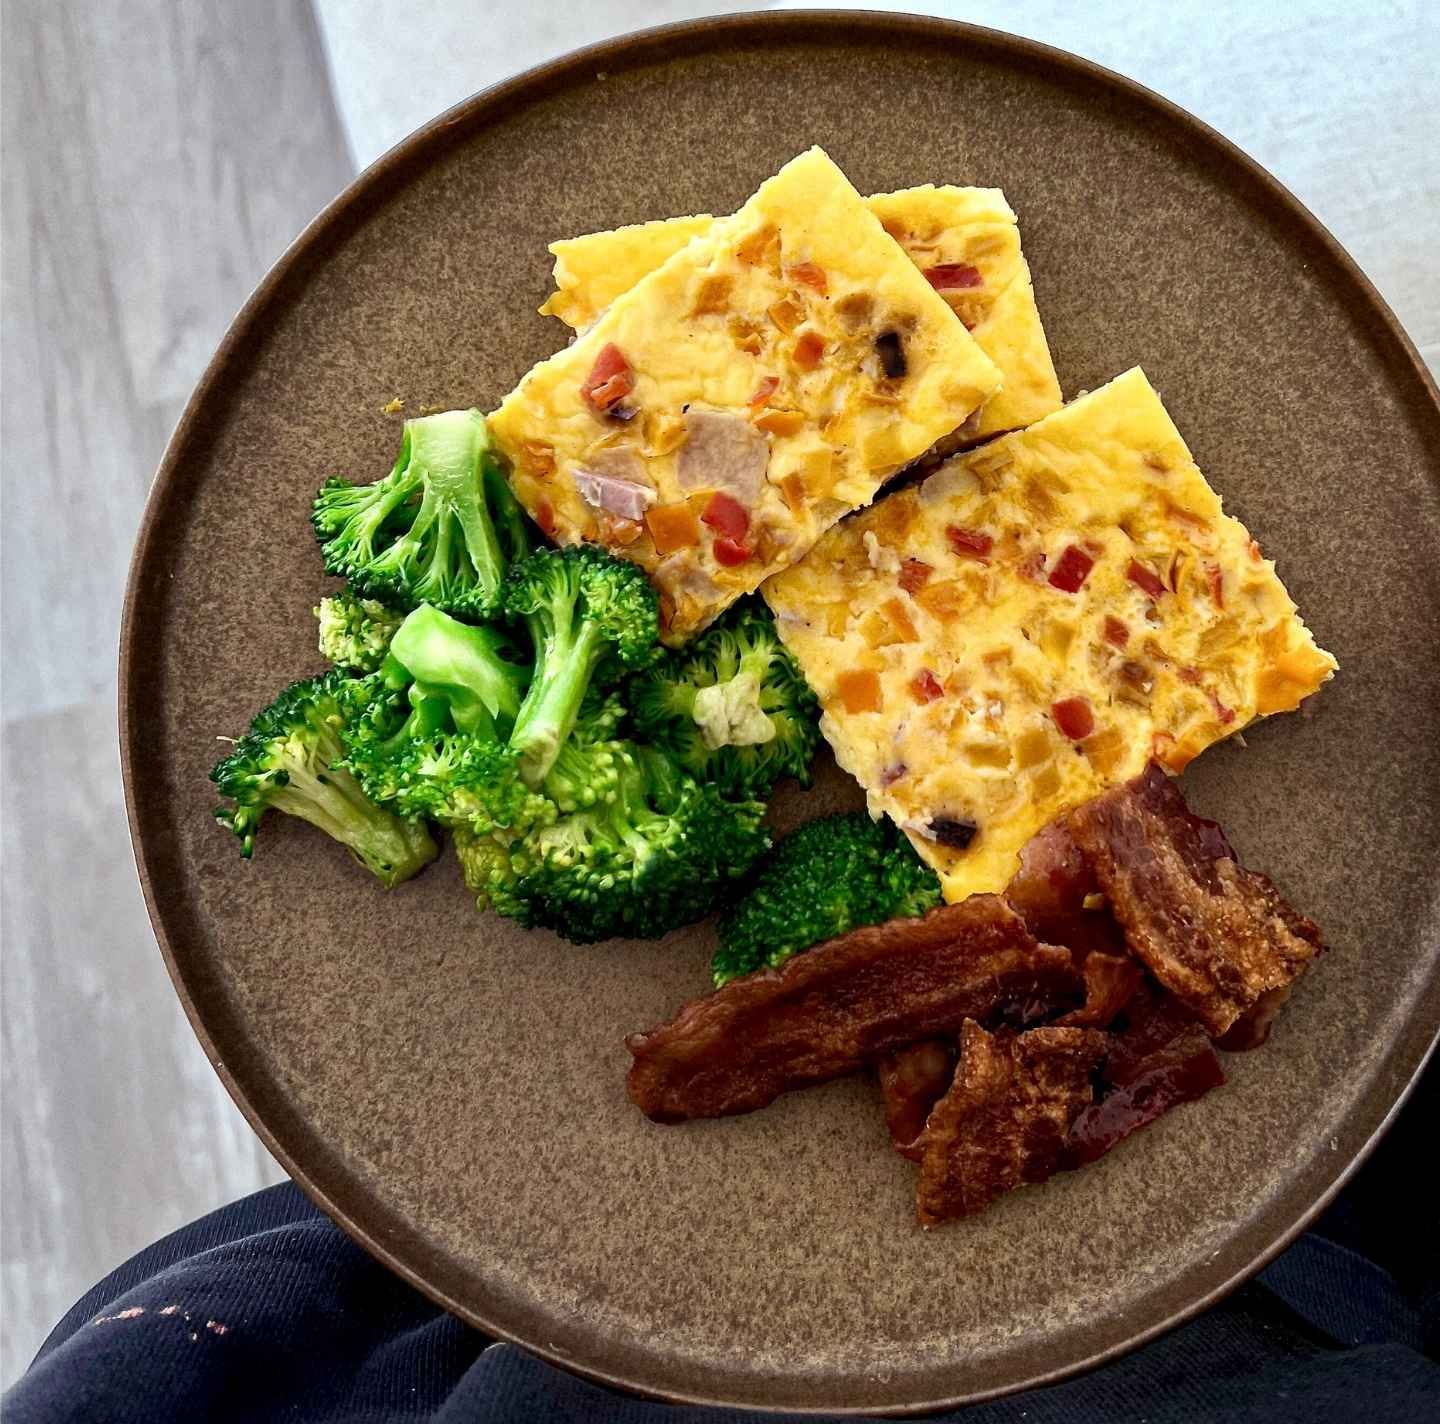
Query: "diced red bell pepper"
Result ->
[[1048, 544, 1095, 593], [924, 263, 983, 290], [701, 491, 750, 540], [788, 261, 828, 294], [1127, 558, 1166, 600], [910, 668, 944, 703], [581, 343, 635, 413], [749, 374, 780, 408], [1103, 616, 1130, 647], [898, 558, 932, 593], [533, 499, 557, 538], [712, 536, 753, 566], [1052, 697, 1095, 741], [946, 526, 993, 561], [792, 330, 825, 370]]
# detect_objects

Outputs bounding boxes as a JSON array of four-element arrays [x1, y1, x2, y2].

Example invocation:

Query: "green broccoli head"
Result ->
[[629, 597, 820, 799], [712, 812, 942, 986], [337, 605, 545, 835], [311, 409, 531, 622], [210, 668, 438, 888], [503, 544, 660, 788], [315, 592, 405, 672], [502, 741, 769, 944], [453, 823, 527, 917]]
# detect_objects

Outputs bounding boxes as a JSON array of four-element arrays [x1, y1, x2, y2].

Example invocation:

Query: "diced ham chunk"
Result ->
[[677, 408, 769, 501], [572, 447, 656, 522]]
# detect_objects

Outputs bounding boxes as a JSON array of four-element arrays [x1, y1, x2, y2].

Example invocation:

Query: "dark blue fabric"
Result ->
[[8, 1063, 1436, 1422]]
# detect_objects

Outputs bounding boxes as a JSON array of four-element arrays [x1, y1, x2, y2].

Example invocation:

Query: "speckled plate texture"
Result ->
[[120, 12, 1440, 1414]]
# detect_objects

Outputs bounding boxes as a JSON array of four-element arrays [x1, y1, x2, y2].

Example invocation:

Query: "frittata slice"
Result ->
[[490, 148, 1002, 644], [763, 367, 1337, 902], [539, 184, 1061, 441], [539, 214, 715, 330]]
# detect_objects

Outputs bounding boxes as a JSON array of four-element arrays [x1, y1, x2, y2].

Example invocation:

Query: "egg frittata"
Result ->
[[539, 184, 1062, 441], [489, 148, 1002, 644], [763, 367, 1338, 902]]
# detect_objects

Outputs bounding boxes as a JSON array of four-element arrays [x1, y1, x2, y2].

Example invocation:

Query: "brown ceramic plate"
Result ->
[[121, 11, 1440, 1414]]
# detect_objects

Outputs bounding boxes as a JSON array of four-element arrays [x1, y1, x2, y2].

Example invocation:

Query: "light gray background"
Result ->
[[2, 0, 1436, 1391]]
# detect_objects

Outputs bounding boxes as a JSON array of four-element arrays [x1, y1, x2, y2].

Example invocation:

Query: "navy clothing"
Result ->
[[8, 1065, 1436, 1422]]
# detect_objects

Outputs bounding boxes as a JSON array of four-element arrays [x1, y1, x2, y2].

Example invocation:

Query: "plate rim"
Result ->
[[118, 9, 1440, 1413]]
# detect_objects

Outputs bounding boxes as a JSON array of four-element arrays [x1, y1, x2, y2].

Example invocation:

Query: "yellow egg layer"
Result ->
[[490, 148, 1001, 644], [540, 183, 1061, 441], [763, 367, 1337, 901]]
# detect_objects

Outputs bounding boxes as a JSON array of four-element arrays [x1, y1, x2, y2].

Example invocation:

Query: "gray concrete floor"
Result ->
[[3, 0, 1435, 1394]]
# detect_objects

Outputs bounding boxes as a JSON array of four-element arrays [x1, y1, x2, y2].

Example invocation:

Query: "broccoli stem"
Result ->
[[345, 438, 424, 554], [509, 618, 606, 788], [268, 758, 437, 888], [485, 462, 531, 567], [419, 409, 504, 596]]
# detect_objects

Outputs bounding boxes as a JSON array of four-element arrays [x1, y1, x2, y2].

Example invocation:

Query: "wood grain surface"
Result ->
[[0, 0, 352, 1385]]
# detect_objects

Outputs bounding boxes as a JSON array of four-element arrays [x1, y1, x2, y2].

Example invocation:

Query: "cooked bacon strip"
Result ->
[[1214, 986, 1291, 1051], [915, 1022, 1107, 1226], [1063, 984, 1225, 1167], [1006, 821, 1128, 959], [625, 898, 1080, 1124], [1057, 952, 1144, 1029], [1006, 823, 1139, 1026], [878, 1040, 956, 1162], [1067, 763, 1323, 1035]]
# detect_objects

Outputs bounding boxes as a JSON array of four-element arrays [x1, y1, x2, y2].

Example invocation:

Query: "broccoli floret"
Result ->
[[503, 544, 659, 788], [712, 813, 942, 986], [630, 598, 820, 798], [501, 741, 769, 943], [210, 669, 438, 888], [315, 592, 404, 671], [338, 605, 546, 837], [312, 409, 530, 621], [453, 824, 527, 917]]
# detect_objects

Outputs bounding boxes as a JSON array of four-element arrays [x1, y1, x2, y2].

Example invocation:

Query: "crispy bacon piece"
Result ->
[[1215, 986, 1291, 1051], [1006, 821, 1137, 1022], [1057, 953, 1145, 1029], [915, 1022, 1107, 1226], [1008, 823, 1112, 948], [625, 899, 1081, 1124], [1067, 764, 1323, 1035], [878, 1040, 957, 1162], [1063, 984, 1225, 1167]]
